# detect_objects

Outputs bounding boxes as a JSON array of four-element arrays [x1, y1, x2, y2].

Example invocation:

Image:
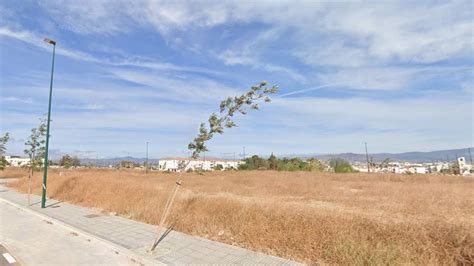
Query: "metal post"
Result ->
[[365, 142, 370, 173], [41, 39, 56, 208]]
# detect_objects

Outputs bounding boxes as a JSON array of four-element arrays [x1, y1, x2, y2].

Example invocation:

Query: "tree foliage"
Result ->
[[24, 118, 47, 172], [0, 132, 9, 170], [120, 160, 140, 168], [329, 158, 353, 173], [59, 154, 81, 168], [214, 164, 224, 171], [268, 153, 278, 170], [188, 81, 277, 159], [239, 154, 326, 172]]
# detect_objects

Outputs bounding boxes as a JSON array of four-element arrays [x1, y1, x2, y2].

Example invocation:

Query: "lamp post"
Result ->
[[41, 38, 56, 208]]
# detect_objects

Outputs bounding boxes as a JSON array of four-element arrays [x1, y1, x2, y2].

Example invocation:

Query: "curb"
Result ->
[[0, 197, 163, 266]]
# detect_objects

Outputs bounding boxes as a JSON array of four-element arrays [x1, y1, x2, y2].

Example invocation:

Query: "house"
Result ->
[[458, 157, 473, 176], [158, 157, 244, 172], [5, 156, 31, 167], [158, 157, 184, 172], [387, 162, 406, 174], [404, 163, 427, 174]]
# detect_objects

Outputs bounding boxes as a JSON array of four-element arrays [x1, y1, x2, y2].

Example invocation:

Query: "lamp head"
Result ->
[[44, 38, 56, 45]]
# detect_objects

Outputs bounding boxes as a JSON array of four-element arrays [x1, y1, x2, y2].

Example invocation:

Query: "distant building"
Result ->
[[457, 157, 473, 176], [5, 156, 30, 167], [387, 162, 406, 174], [158, 157, 243, 172], [351, 160, 430, 174]]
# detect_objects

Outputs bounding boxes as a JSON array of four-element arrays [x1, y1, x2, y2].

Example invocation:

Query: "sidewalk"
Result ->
[[0, 200, 144, 265], [0, 186, 301, 265]]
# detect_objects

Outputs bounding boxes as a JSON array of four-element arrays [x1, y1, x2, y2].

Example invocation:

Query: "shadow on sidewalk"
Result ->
[[151, 225, 175, 250], [29, 200, 62, 208]]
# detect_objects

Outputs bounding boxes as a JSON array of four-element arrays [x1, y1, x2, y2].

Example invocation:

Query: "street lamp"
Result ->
[[41, 37, 56, 208]]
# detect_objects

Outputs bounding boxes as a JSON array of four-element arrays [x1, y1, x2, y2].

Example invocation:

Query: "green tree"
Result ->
[[239, 155, 326, 172], [59, 154, 81, 168], [268, 153, 278, 170], [307, 158, 325, 172], [120, 160, 139, 168], [24, 118, 47, 174], [329, 158, 353, 173], [238, 162, 253, 170], [241, 155, 268, 169], [0, 132, 10, 170], [214, 164, 224, 171]]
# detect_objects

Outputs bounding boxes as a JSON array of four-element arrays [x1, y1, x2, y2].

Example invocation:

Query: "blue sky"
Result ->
[[0, 0, 473, 159]]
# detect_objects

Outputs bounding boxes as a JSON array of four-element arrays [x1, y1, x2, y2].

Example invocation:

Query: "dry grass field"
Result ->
[[2, 167, 473, 264]]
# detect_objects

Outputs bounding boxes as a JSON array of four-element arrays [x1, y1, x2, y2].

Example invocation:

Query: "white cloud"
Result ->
[[219, 50, 253, 66], [3, 96, 33, 104], [218, 28, 308, 83], [271, 95, 471, 131], [317, 67, 418, 91], [38, 1, 472, 66], [13, 0, 470, 87], [0, 26, 227, 77], [39, 1, 131, 35], [219, 50, 308, 83], [0, 26, 111, 62], [107, 68, 239, 102]]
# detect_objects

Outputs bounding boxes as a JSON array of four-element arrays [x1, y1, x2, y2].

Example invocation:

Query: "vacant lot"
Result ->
[[2, 168, 473, 264]]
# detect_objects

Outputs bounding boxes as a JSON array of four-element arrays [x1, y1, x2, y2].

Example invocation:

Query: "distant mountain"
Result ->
[[304, 147, 473, 163]]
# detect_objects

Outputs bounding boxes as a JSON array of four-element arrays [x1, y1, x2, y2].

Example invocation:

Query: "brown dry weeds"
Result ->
[[2, 168, 473, 264]]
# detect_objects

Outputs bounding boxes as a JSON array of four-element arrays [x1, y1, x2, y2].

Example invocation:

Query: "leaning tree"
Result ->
[[149, 81, 278, 251]]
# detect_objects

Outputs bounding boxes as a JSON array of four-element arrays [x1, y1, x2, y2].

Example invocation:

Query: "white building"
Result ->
[[387, 162, 406, 174], [158, 157, 243, 172], [427, 162, 449, 173], [458, 157, 473, 176], [404, 163, 427, 174], [5, 156, 31, 167]]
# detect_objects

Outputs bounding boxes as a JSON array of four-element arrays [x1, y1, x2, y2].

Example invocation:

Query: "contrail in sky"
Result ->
[[278, 82, 347, 97]]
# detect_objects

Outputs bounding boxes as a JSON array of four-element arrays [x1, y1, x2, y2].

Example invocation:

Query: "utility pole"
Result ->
[[41, 37, 56, 209], [146, 142, 149, 174], [243, 146, 246, 160], [364, 142, 370, 173]]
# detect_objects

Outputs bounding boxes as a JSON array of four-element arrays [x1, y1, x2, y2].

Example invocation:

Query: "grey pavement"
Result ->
[[0, 186, 302, 265], [0, 200, 143, 265]]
